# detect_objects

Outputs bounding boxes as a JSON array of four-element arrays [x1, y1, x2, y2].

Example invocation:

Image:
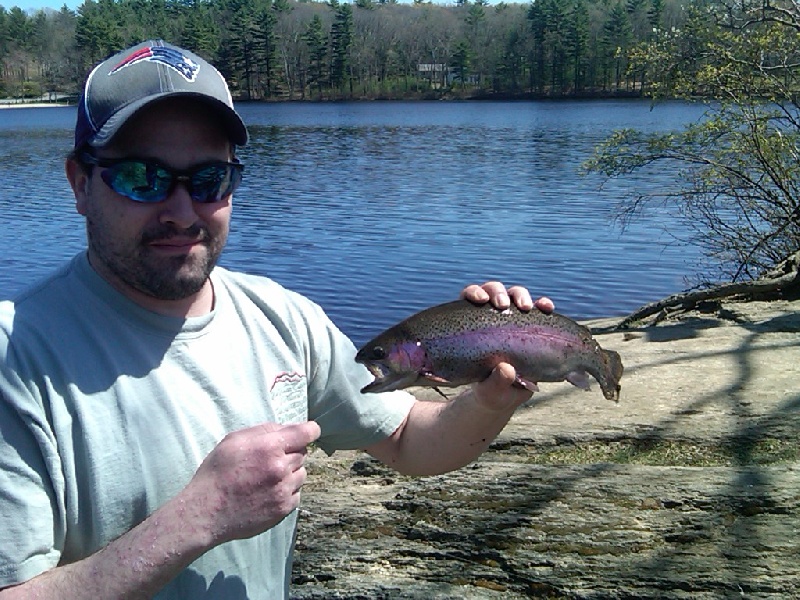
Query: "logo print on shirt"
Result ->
[[109, 46, 199, 82], [270, 371, 305, 391], [270, 372, 307, 425]]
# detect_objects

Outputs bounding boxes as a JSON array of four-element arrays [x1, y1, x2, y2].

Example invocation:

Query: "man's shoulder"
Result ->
[[1, 256, 89, 372], [212, 267, 333, 339], [214, 267, 318, 313], [1, 256, 83, 330], [213, 266, 279, 291], [9, 258, 80, 307]]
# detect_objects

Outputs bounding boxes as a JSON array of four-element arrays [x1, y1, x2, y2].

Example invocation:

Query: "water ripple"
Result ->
[[3, 101, 707, 346]]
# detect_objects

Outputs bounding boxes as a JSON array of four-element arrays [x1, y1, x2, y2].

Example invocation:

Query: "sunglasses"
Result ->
[[80, 153, 244, 204]]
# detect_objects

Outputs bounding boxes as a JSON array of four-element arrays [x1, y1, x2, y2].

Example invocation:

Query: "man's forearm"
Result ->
[[366, 361, 534, 476], [366, 388, 519, 476], [0, 490, 213, 600]]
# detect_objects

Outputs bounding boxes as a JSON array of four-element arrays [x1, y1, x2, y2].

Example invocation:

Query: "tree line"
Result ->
[[1, 0, 688, 101]]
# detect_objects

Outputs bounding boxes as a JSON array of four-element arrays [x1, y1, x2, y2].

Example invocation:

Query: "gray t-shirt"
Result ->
[[0, 252, 414, 598]]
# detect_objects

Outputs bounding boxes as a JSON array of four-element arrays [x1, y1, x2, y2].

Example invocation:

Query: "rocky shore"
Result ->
[[291, 298, 800, 599]]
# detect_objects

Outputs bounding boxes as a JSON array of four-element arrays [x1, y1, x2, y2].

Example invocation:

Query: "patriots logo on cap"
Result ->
[[109, 46, 199, 82]]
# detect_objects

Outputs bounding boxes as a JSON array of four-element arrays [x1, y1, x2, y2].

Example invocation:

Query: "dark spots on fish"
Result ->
[[355, 299, 623, 401]]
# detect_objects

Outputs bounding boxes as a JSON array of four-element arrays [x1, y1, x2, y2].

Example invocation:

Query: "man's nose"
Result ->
[[158, 179, 199, 228]]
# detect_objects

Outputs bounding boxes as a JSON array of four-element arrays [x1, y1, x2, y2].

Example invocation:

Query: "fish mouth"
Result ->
[[363, 362, 388, 384], [359, 361, 420, 394]]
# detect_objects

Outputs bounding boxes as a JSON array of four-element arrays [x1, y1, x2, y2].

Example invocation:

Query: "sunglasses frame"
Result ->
[[79, 153, 244, 204]]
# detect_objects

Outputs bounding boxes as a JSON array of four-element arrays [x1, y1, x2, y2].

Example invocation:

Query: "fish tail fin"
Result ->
[[600, 349, 624, 402]]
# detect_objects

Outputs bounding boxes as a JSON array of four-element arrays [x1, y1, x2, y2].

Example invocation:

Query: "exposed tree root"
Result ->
[[616, 251, 800, 330]]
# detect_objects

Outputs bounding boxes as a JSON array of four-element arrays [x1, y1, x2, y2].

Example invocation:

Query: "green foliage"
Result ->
[[22, 79, 41, 96], [450, 39, 469, 88], [329, 1, 352, 91], [603, 1, 633, 89], [303, 13, 326, 97], [1, 0, 692, 101], [181, 5, 220, 57], [566, 0, 590, 92], [587, 0, 800, 283]]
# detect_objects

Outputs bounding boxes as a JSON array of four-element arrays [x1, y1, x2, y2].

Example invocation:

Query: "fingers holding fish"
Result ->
[[532, 295, 555, 315], [507, 286, 536, 312], [502, 287, 555, 314], [460, 281, 505, 306], [460, 281, 552, 314], [460, 281, 548, 313]]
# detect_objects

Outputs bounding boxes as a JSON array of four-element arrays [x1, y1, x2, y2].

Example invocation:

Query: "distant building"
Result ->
[[418, 63, 448, 88]]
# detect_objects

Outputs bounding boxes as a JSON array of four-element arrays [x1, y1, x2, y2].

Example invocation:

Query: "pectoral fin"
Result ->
[[421, 372, 453, 385], [513, 376, 540, 392], [420, 372, 456, 399], [566, 370, 591, 391]]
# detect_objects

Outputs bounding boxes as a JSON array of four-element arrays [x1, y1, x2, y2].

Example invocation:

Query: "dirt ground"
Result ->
[[291, 297, 800, 600]]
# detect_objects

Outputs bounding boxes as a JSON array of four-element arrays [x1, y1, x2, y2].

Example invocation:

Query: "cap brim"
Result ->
[[88, 91, 248, 148]]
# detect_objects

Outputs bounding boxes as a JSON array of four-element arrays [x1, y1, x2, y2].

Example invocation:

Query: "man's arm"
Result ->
[[365, 282, 554, 476], [0, 421, 320, 599]]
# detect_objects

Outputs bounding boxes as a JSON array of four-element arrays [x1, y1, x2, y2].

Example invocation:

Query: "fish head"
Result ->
[[355, 337, 428, 394]]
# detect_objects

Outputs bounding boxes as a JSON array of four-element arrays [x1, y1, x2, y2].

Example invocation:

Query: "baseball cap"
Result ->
[[75, 40, 248, 150]]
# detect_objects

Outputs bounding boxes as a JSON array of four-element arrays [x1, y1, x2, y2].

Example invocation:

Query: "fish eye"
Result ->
[[372, 346, 386, 359]]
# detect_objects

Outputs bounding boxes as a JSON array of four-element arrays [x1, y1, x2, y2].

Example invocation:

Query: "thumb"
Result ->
[[471, 362, 532, 411], [258, 422, 285, 434], [486, 362, 518, 390]]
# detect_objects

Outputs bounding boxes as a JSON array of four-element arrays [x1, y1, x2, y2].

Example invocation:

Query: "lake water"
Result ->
[[1, 100, 707, 346]]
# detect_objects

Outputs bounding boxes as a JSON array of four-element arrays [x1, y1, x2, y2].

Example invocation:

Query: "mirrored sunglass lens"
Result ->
[[103, 161, 171, 202], [190, 165, 240, 203]]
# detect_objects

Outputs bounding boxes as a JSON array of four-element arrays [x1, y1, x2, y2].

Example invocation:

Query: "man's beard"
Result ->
[[87, 220, 226, 301]]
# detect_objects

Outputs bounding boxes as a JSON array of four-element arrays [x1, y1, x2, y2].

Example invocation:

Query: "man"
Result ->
[[0, 41, 553, 599]]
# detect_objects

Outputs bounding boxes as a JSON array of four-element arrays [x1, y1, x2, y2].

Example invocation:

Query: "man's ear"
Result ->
[[65, 157, 91, 216]]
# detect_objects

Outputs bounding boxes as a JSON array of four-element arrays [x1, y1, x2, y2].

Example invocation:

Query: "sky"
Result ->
[[8, 0, 82, 11]]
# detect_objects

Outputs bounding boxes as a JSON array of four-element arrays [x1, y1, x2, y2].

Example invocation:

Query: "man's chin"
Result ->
[[137, 257, 215, 300], [140, 274, 208, 300]]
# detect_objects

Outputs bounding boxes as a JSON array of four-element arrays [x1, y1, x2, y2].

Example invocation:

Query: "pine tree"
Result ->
[[329, 2, 352, 93], [304, 14, 327, 97]]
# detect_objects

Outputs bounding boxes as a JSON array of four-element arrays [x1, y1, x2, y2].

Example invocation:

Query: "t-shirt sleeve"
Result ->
[[0, 361, 62, 587], [299, 302, 415, 455]]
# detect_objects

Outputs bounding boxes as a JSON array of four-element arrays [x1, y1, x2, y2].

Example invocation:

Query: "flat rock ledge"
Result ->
[[291, 298, 800, 599]]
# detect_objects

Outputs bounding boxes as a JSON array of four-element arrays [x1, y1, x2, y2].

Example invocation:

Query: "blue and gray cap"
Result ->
[[75, 40, 248, 149]]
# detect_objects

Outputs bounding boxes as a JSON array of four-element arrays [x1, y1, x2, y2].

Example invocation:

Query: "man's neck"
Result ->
[[87, 252, 215, 318]]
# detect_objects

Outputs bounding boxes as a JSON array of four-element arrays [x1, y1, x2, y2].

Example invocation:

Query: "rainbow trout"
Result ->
[[356, 300, 623, 402]]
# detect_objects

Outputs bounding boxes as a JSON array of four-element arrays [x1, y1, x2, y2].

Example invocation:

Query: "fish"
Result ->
[[355, 299, 623, 402]]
